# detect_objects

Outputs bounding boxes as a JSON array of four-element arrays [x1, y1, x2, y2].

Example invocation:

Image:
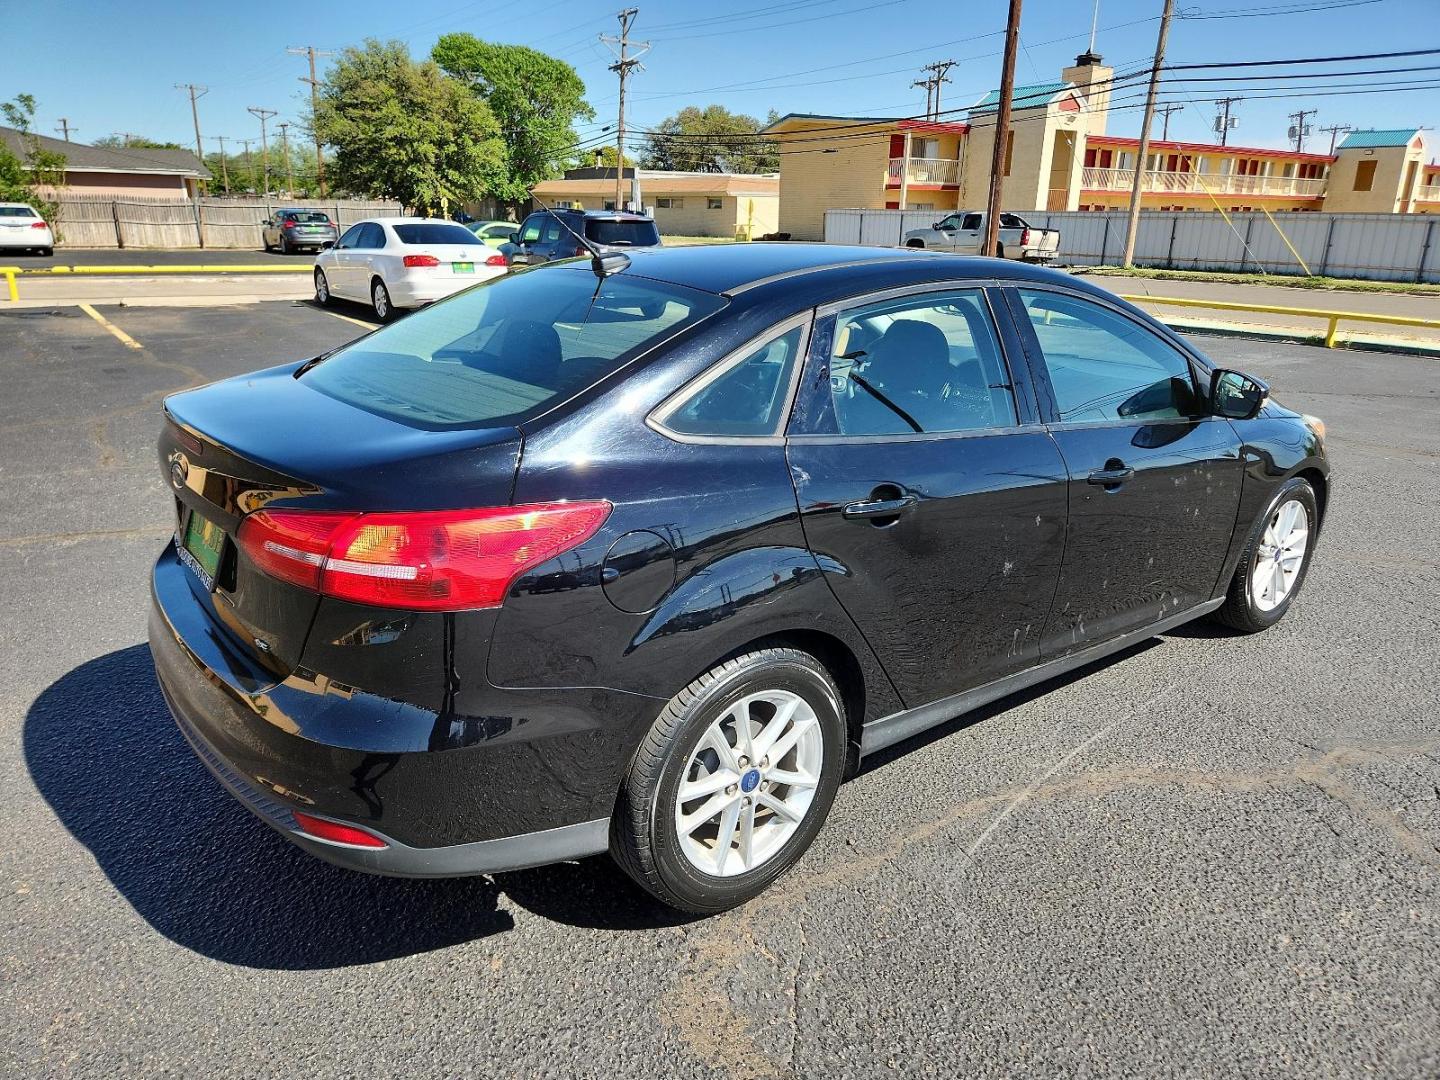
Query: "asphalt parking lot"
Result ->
[[2, 299, 1437, 1078]]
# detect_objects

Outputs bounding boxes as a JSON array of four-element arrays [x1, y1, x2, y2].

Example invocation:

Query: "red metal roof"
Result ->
[[1087, 133, 1335, 164]]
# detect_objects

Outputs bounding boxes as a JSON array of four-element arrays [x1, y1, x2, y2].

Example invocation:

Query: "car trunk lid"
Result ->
[[160, 361, 523, 675]]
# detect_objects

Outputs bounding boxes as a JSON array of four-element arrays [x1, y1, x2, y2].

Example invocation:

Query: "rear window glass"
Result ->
[[302, 267, 726, 429], [586, 219, 659, 246], [0, 207, 37, 217], [284, 211, 331, 223], [392, 223, 481, 245]]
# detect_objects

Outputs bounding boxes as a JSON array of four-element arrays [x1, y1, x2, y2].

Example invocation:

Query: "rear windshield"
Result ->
[[0, 207, 37, 218], [284, 211, 331, 223], [586, 219, 660, 247], [302, 267, 726, 429], [393, 223, 482, 246]]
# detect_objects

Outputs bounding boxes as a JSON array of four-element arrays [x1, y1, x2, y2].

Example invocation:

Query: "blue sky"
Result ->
[[5, 0, 1438, 157]]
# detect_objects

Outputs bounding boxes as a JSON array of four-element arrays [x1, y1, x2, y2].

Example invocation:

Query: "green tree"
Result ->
[[431, 34, 594, 212], [639, 105, 778, 174], [572, 145, 635, 171], [93, 135, 186, 150], [0, 94, 66, 227], [313, 39, 504, 214]]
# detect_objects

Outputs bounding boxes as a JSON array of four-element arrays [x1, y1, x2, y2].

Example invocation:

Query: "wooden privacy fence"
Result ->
[[49, 196, 405, 250], [823, 208, 1440, 283]]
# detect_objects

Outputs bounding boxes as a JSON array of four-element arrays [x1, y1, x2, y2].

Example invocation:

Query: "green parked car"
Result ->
[[465, 220, 520, 248]]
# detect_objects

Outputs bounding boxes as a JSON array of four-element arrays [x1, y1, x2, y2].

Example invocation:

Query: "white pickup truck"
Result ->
[[902, 210, 1060, 263]]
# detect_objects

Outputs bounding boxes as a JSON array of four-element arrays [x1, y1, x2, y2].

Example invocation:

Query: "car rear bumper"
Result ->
[[0, 230, 52, 248], [388, 268, 505, 307], [148, 546, 614, 877]]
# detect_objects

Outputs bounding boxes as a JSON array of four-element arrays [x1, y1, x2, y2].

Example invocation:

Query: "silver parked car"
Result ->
[[261, 209, 339, 254]]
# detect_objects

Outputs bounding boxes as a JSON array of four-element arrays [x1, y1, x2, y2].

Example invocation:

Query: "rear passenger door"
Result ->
[[785, 286, 1070, 709], [1004, 286, 1245, 655]]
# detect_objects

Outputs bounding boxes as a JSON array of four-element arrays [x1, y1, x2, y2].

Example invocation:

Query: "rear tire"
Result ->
[[1210, 477, 1318, 633], [371, 278, 393, 322], [994, 243, 1005, 258], [611, 648, 847, 914], [279, 235, 292, 255], [39, 247, 53, 257]]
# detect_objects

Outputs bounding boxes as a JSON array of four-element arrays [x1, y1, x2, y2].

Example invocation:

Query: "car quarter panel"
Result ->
[[486, 299, 904, 731]]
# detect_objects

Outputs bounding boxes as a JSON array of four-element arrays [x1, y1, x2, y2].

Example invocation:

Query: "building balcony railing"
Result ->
[[1081, 167, 1327, 198], [887, 156, 962, 186]]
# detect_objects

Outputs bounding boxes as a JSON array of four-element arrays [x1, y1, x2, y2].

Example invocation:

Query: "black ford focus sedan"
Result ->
[[149, 243, 1328, 913]]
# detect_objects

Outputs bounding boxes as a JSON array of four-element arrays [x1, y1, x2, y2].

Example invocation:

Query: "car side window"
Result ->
[[540, 219, 565, 244], [335, 224, 362, 249], [518, 216, 543, 243], [1015, 289, 1201, 423], [357, 223, 385, 249], [661, 325, 805, 438], [827, 290, 1016, 437], [960, 213, 982, 231], [937, 214, 961, 230]]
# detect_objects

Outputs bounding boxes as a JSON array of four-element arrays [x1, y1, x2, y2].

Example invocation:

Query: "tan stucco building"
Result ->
[[530, 170, 779, 238], [763, 53, 1437, 239]]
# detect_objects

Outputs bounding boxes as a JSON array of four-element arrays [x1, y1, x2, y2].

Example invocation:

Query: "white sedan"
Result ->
[[0, 202, 55, 256], [313, 217, 507, 321]]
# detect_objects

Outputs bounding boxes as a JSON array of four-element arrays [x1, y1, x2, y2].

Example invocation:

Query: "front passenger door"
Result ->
[[1006, 287, 1245, 655]]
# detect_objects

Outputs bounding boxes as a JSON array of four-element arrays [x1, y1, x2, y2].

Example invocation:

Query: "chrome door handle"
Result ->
[[843, 495, 917, 519], [1087, 465, 1135, 486]]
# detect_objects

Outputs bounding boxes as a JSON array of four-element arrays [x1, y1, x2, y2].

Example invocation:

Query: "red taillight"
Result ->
[[283, 220, 297, 229], [1020, 228, 1032, 246], [237, 502, 612, 611], [293, 812, 388, 848], [403, 254, 440, 267], [31, 220, 48, 229], [485, 253, 507, 267]]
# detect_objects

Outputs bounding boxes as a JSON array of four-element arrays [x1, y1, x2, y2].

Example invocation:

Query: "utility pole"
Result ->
[[913, 78, 936, 121], [240, 139, 256, 192], [211, 136, 231, 194], [277, 122, 295, 195], [54, 118, 76, 142], [920, 59, 957, 120], [1214, 96, 1242, 146], [1287, 108, 1316, 153], [247, 107, 277, 196], [601, 8, 649, 211], [1156, 103, 1182, 141], [1319, 123, 1352, 155], [1122, 0, 1175, 269], [288, 46, 334, 197], [983, 0, 1023, 260], [175, 83, 208, 172]]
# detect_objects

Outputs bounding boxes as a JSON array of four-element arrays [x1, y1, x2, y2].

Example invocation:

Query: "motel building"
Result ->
[[762, 51, 1436, 242]]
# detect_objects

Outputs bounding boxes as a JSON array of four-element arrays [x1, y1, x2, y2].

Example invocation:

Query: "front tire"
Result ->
[[611, 648, 847, 913], [371, 278, 393, 322], [906, 239, 925, 249], [1210, 477, 1318, 633], [313, 268, 330, 306]]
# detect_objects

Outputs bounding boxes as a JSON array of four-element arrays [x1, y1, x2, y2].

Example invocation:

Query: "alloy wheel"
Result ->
[[372, 282, 388, 320], [1252, 497, 1309, 611], [314, 271, 328, 304], [673, 689, 823, 878]]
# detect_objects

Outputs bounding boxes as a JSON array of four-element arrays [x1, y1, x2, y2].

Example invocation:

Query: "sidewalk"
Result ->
[[5, 272, 311, 308], [1082, 273, 1440, 353]]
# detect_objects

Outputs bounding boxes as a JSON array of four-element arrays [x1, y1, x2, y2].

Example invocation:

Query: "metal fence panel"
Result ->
[[824, 208, 1440, 282]]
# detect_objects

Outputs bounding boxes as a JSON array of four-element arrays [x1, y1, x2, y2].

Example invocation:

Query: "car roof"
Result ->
[[0, 202, 37, 209]]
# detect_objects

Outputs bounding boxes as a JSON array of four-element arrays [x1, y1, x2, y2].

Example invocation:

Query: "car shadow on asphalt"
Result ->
[[23, 644, 690, 970]]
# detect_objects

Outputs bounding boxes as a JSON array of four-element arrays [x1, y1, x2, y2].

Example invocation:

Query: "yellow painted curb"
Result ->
[[6, 264, 309, 275], [1120, 293, 1440, 349]]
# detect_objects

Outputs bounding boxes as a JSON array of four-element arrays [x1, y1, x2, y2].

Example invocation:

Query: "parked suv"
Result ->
[[503, 209, 660, 266]]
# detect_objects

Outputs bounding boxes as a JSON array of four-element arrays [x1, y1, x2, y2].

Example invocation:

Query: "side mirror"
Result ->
[[932, 221, 942, 230], [1210, 369, 1269, 420], [320, 240, 334, 250]]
